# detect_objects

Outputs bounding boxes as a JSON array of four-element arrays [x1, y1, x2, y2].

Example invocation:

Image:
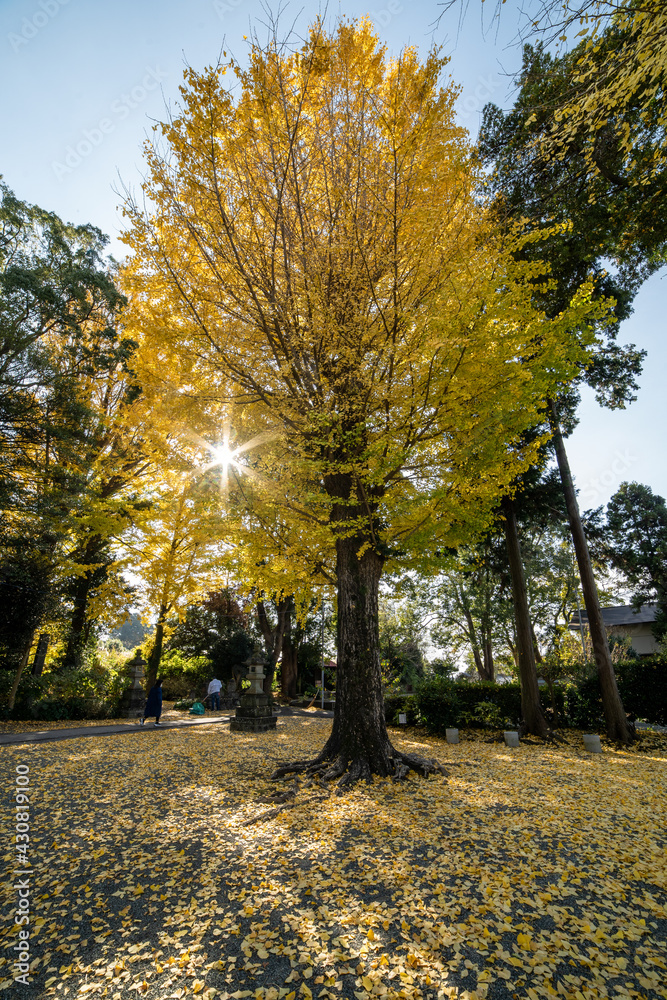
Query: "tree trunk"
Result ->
[[280, 607, 298, 699], [273, 476, 437, 784], [531, 626, 543, 664], [145, 605, 168, 690], [458, 589, 486, 679], [312, 533, 394, 781], [549, 400, 631, 742], [31, 633, 50, 676], [8, 635, 35, 713], [63, 571, 94, 669], [482, 636, 495, 682], [501, 495, 549, 737], [59, 534, 106, 670], [257, 597, 289, 697]]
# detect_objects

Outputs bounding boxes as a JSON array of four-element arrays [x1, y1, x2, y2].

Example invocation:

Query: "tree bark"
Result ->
[[31, 633, 50, 676], [482, 636, 495, 682], [8, 634, 35, 713], [257, 597, 289, 696], [280, 608, 299, 699], [273, 475, 437, 784], [549, 400, 631, 742], [145, 604, 168, 690], [501, 495, 550, 737], [457, 586, 486, 679]]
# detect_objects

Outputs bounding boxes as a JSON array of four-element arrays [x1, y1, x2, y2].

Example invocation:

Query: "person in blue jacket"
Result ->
[[140, 678, 163, 726]]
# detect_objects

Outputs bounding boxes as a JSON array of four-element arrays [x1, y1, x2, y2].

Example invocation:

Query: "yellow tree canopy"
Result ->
[[122, 18, 604, 584]]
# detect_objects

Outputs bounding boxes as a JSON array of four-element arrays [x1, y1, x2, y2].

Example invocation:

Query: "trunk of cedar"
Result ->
[[31, 633, 50, 676], [482, 635, 495, 682], [145, 605, 168, 690], [501, 495, 549, 737], [280, 607, 298, 699], [62, 535, 104, 670], [257, 597, 288, 696], [532, 627, 543, 664], [549, 400, 631, 742], [458, 586, 486, 679], [8, 634, 35, 712]]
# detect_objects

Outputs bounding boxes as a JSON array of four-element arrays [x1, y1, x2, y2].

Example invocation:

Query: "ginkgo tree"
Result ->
[[123, 19, 608, 782]]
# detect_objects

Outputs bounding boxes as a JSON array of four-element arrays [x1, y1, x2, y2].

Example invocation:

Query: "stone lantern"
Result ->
[[120, 650, 147, 718], [230, 647, 277, 733]]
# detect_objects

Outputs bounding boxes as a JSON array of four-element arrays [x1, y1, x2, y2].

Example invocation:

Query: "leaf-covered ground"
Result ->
[[0, 703, 227, 733], [1, 719, 666, 1000]]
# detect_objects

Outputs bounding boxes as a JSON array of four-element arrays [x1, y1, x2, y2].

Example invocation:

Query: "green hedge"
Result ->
[[565, 657, 667, 728], [384, 693, 420, 726], [384, 659, 666, 734]]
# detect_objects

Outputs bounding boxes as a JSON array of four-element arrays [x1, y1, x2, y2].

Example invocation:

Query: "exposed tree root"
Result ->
[[271, 744, 447, 786]]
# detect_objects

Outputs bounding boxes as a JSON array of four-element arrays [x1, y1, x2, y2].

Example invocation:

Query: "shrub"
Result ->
[[459, 699, 506, 729], [616, 657, 667, 725], [564, 656, 667, 728], [384, 693, 419, 726], [414, 678, 460, 734]]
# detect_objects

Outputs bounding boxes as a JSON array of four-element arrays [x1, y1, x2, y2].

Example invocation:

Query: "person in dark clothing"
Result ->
[[140, 678, 163, 726]]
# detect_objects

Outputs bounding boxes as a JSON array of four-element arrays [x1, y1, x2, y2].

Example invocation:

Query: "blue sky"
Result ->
[[1, 0, 664, 509]]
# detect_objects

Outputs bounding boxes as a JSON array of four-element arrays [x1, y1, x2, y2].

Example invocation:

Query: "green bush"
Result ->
[[158, 651, 211, 701], [459, 699, 506, 729], [414, 678, 460, 734], [450, 681, 522, 728], [384, 693, 419, 725], [173, 698, 195, 711], [564, 657, 667, 728], [616, 657, 667, 725]]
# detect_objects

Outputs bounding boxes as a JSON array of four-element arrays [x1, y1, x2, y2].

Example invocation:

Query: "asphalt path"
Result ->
[[0, 706, 335, 747]]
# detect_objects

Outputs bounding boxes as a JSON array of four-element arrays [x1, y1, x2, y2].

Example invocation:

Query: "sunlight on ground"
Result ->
[[1, 720, 665, 1000]]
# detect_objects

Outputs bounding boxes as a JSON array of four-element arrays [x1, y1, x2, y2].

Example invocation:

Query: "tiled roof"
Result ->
[[569, 604, 657, 627]]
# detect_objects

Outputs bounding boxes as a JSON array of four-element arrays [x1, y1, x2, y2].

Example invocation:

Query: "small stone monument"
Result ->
[[120, 651, 147, 718], [583, 733, 602, 753], [446, 728, 459, 744], [503, 730, 520, 748], [230, 648, 277, 733]]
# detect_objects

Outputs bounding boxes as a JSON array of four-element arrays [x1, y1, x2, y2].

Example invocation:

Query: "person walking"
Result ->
[[207, 676, 222, 711], [141, 678, 163, 726]]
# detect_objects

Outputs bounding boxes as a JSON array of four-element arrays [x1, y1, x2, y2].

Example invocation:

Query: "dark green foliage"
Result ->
[[568, 657, 667, 728], [168, 591, 256, 681], [157, 651, 212, 701], [390, 679, 570, 733], [616, 657, 667, 725], [0, 535, 58, 668], [605, 483, 667, 640], [414, 678, 461, 734], [384, 692, 419, 726]]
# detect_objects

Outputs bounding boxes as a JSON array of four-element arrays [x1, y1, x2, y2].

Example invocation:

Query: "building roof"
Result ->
[[569, 604, 657, 628]]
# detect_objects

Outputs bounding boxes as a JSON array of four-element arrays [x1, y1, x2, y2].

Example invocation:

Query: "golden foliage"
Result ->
[[121, 18, 608, 584]]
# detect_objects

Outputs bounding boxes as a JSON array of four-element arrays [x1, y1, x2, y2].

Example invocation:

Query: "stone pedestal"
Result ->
[[120, 651, 147, 718], [230, 649, 277, 733]]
